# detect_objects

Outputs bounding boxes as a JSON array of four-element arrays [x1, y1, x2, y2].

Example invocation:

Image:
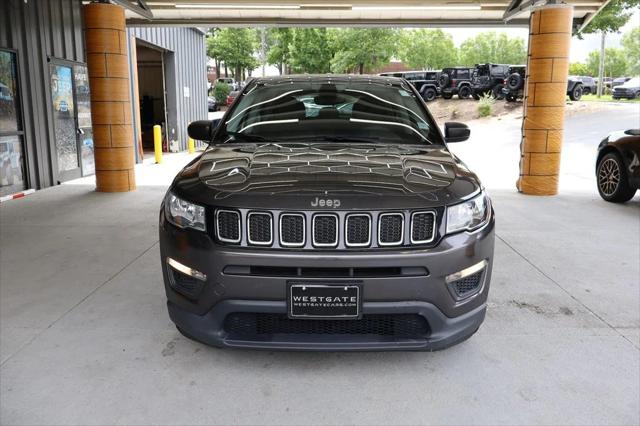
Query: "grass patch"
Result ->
[[580, 94, 640, 103]]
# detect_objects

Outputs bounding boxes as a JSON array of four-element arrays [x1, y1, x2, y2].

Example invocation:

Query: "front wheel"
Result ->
[[569, 85, 583, 101], [423, 88, 437, 102], [505, 93, 517, 102], [597, 152, 636, 202], [458, 86, 471, 99], [442, 92, 453, 100], [472, 92, 480, 100]]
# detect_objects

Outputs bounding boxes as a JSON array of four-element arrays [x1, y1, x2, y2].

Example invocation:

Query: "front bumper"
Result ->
[[160, 210, 495, 351]]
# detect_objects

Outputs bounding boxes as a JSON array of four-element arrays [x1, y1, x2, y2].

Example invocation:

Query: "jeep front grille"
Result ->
[[378, 213, 404, 246], [313, 214, 338, 247], [212, 209, 438, 249], [248, 212, 272, 245], [216, 210, 241, 243]]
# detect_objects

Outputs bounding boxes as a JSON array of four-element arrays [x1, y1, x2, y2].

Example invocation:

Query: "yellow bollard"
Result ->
[[153, 125, 162, 164], [188, 137, 195, 154]]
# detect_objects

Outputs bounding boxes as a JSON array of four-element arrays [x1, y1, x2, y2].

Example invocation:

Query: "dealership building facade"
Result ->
[[0, 0, 207, 196]]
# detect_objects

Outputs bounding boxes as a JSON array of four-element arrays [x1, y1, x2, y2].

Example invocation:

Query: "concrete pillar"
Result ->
[[517, 4, 573, 195], [84, 2, 136, 192]]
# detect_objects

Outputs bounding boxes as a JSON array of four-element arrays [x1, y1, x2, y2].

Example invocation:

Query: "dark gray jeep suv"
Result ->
[[160, 75, 495, 351]]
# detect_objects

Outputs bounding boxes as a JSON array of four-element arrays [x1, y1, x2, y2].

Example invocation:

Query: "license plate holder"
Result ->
[[288, 282, 361, 319]]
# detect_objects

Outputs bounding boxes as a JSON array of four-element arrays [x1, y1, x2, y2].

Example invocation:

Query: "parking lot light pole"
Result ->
[[517, 4, 573, 196], [84, 1, 136, 192]]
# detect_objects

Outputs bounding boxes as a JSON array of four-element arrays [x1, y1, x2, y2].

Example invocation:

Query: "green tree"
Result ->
[[289, 28, 334, 73], [621, 27, 640, 75], [458, 31, 526, 67], [577, 0, 640, 96], [329, 28, 397, 74], [397, 29, 457, 70], [569, 62, 590, 75], [266, 28, 293, 75], [585, 48, 629, 77], [211, 28, 257, 80]]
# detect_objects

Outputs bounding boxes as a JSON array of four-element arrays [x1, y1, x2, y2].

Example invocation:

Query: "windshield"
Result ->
[[216, 80, 442, 145]]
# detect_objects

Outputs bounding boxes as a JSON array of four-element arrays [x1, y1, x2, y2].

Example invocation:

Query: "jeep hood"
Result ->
[[175, 143, 481, 209]]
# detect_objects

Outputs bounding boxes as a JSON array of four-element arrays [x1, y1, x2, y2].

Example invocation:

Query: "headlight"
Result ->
[[446, 191, 490, 234], [164, 192, 206, 232]]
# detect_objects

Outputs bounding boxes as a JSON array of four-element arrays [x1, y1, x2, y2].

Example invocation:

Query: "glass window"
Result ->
[[0, 135, 26, 196], [220, 80, 442, 145], [0, 50, 20, 133]]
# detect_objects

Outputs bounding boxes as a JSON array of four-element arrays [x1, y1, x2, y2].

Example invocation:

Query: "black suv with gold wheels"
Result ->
[[596, 129, 640, 203]]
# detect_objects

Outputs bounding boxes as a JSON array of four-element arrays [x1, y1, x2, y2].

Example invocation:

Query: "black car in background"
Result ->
[[612, 77, 640, 100], [612, 77, 632, 88], [471, 63, 510, 99], [438, 67, 474, 99], [573, 76, 597, 95], [379, 71, 441, 101], [596, 129, 640, 202], [501, 65, 526, 102]]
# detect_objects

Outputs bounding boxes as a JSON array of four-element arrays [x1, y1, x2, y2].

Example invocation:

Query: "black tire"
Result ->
[[505, 93, 517, 102], [569, 84, 583, 101], [583, 87, 591, 95], [507, 73, 522, 90], [458, 86, 471, 99], [438, 73, 450, 87], [472, 92, 480, 100], [597, 152, 636, 203], [442, 92, 453, 100], [492, 85, 505, 100], [422, 87, 437, 102]]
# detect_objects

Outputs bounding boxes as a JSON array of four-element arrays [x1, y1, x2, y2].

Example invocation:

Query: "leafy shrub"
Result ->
[[214, 82, 230, 104], [477, 94, 495, 117]]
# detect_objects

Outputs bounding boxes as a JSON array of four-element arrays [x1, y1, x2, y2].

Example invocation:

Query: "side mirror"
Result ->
[[444, 122, 470, 143], [188, 120, 220, 141]]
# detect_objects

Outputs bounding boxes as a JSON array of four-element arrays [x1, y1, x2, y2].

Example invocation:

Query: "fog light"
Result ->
[[167, 257, 207, 281], [446, 260, 487, 300]]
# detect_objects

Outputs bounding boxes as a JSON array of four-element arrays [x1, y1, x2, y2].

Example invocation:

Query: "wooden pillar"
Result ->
[[84, 2, 136, 192], [517, 4, 573, 195]]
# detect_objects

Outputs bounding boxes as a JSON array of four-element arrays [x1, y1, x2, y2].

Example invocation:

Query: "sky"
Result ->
[[443, 9, 639, 63]]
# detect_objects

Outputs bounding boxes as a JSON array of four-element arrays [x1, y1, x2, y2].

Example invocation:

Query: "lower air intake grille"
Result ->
[[346, 215, 370, 246], [224, 313, 429, 338], [168, 268, 201, 299], [313, 215, 338, 246], [379, 214, 404, 245], [248, 212, 272, 245], [450, 271, 483, 299], [216, 210, 240, 243], [411, 212, 435, 243], [280, 214, 304, 246]]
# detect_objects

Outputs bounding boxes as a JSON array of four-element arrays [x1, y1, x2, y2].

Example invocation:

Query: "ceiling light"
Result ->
[[175, 4, 301, 9], [352, 5, 482, 10]]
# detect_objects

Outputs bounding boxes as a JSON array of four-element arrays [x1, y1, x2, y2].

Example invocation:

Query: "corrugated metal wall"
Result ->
[[1, 0, 85, 189], [127, 27, 208, 153]]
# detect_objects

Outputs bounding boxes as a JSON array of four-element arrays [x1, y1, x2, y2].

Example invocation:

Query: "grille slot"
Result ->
[[224, 313, 429, 339], [224, 265, 429, 277], [313, 214, 338, 247], [216, 210, 241, 243], [280, 214, 305, 247], [345, 214, 371, 247], [248, 212, 273, 246], [450, 271, 483, 299], [167, 267, 202, 299], [411, 211, 436, 244], [378, 213, 404, 246]]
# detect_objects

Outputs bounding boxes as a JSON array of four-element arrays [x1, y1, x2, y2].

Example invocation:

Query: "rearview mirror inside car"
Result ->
[[187, 120, 220, 141], [444, 122, 470, 143]]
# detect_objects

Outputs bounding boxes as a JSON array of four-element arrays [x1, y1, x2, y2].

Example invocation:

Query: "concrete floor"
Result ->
[[1, 107, 639, 425]]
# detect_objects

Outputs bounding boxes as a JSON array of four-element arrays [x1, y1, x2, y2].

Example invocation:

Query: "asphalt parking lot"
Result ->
[[1, 104, 638, 425]]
